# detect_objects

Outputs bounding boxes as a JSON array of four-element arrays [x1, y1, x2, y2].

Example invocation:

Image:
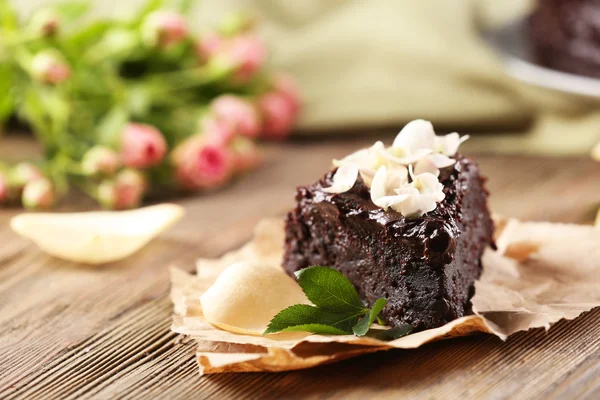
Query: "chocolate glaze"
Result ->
[[530, 0, 600, 78], [283, 155, 494, 331]]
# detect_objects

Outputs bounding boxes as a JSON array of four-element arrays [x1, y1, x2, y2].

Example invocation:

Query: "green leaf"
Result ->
[[133, 0, 164, 24], [67, 21, 112, 53], [352, 298, 387, 336], [295, 266, 365, 314], [176, 0, 196, 13], [0, 64, 14, 124], [264, 304, 361, 335], [275, 324, 348, 336], [372, 324, 413, 341], [54, 1, 90, 22], [0, 0, 19, 35], [96, 107, 129, 148]]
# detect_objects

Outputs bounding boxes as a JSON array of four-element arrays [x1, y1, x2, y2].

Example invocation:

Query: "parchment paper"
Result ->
[[170, 217, 600, 375]]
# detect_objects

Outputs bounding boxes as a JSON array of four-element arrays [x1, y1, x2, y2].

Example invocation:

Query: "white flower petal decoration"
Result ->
[[200, 261, 309, 335], [10, 203, 184, 265], [375, 143, 432, 165], [408, 167, 446, 203], [370, 166, 415, 211], [322, 164, 359, 194], [392, 119, 436, 156], [325, 119, 467, 218], [396, 193, 438, 217], [435, 132, 470, 156], [414, 153, 456, 176]]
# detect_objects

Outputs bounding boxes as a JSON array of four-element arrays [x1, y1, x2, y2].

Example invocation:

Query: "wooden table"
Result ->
[[1, 135, 600, 400]]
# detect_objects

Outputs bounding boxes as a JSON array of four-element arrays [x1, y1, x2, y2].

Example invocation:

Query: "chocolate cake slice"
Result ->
[[529, 0, 600, 78], [283, 155, 494, 331]]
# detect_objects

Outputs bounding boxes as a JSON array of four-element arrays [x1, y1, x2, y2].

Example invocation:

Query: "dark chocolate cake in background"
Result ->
[[530, 0, 600, 78], [283, 155, 494, 332]]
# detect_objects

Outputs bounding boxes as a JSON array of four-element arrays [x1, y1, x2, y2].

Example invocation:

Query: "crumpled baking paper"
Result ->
[[170, 217, 600, 375]]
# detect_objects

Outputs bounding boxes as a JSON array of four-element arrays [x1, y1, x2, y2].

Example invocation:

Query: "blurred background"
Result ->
[[11, 0, 600, 151], [2, 0, 600, 211]]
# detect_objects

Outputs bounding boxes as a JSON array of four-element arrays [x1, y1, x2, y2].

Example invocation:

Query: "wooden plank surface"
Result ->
[[0, 135, 600, 400]]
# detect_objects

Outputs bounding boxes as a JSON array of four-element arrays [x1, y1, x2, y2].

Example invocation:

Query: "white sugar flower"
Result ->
[[370, 166, 415, 210], [414, 153, 456, 176], [369, 164, 445, 217], [435, 132, 470, 156], [333, 142, 388, 187], [322, 164, 359, 194], [407, 165, 445, 202], [387, 119, 436, 164], [326, 119, 466, 216]]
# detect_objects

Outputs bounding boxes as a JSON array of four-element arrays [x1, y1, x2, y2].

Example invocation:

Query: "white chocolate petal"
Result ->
[[322, 164, 359, 194], [370, 165, 388, 202], [200, 261, 309, 335], [414, 158, 440, 177], [393, 119, 436, 153], [436, 133, 470, 156], [376, 144, 432, 166], [10, 204, 184, 265], [397, 194, 438, 217]]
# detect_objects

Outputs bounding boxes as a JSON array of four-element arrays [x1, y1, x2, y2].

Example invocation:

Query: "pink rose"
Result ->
[[272, 73, 301, 114], [121, 123, 167, 169], [258, 92, 297, 140], [172, 136, 234, 191], [30, 9, 60, 37], [81, 145, 121, 176], [31, 51, 71, 85], [211, 95, 260, 139], [142, 11, 188, 48], [98, 169, 147, 210], [201, 116, 237, 147], [225, 34, 266, 82], [230, 137, 263, 173], [0, 173, 8, 203], [196, 32, 223, 62], [22, 178, 55, 210]]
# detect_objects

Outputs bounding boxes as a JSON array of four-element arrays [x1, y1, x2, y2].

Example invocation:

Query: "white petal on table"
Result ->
[[10, 203, 184, 265]]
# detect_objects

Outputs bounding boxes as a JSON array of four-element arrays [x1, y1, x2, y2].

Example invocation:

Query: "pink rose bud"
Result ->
[[272, 73, 301, 113], [225, 34, 266, 82], [172, 136, 234, 191], [31, 51, 71, 85], [9, 162, 44, 192], [0, 173, 8, 203], [200, 116, 237, 147], [22, 178, 55, 210], [98, 169, 146, 210], [230, 137, 263, 173], [81, 145, 120, 176], [211, 95, 260, 139], [121, 123, 167, 169], [29, 9, 60, 37], [195, 32, 223, 63], [258, 92, 297, 140], [142, 11, 188, 48]]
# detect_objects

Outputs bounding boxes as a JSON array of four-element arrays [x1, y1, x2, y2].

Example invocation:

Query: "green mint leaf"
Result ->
[[274, 324, 348, 336], [372, 324, 413, 341], [352, 298, 387, 336], [264, 304, 362, 335], [295, 266, 365, 314]]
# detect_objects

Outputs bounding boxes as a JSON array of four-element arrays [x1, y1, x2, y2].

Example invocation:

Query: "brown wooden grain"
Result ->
[[0, 136, 599, 400]]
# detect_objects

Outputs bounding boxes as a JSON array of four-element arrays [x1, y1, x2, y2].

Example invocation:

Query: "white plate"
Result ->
[[486, 18, 600, 98]]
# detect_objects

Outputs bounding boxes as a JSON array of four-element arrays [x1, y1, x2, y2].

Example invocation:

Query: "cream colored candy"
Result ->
[[11, 203, 183, 265], [200, 261, 309, 335]]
